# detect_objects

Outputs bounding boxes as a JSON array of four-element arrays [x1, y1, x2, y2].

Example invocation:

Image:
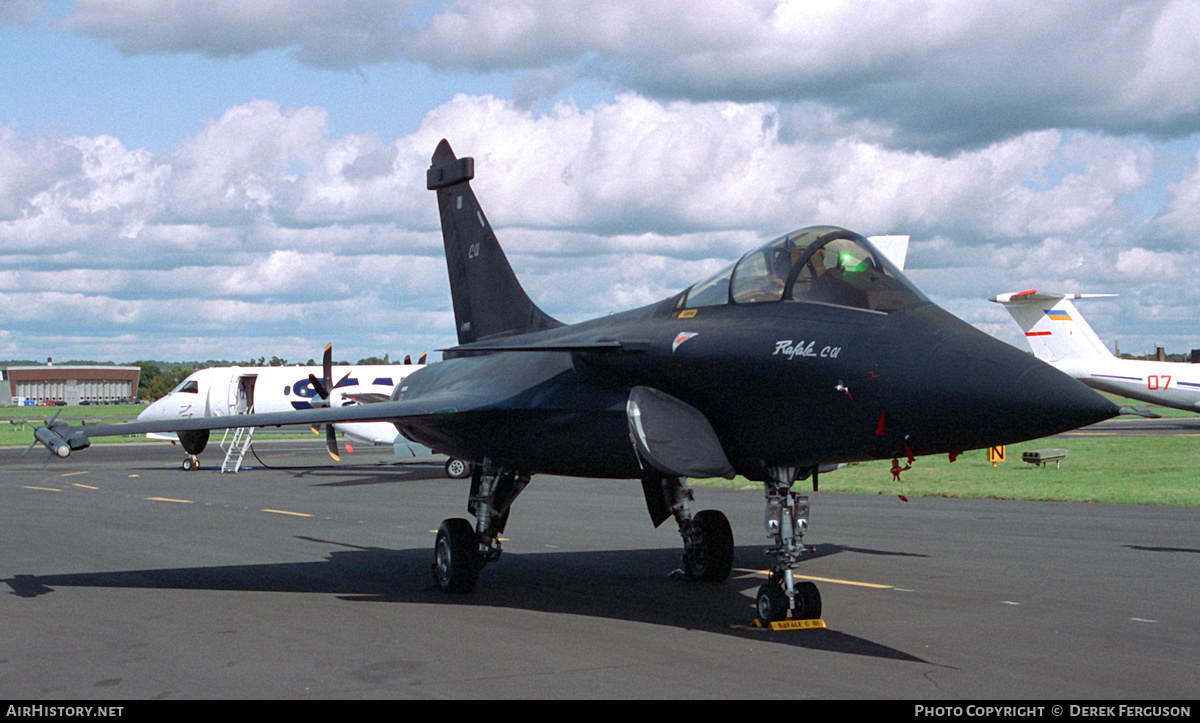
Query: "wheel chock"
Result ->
[[751, 617, 826, 631]]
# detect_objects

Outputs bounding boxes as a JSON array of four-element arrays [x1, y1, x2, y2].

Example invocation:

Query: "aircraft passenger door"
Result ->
[[235, 375, 257, 414]]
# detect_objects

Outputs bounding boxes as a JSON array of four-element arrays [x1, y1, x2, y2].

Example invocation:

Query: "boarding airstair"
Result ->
[[221, 411, 255, 474]]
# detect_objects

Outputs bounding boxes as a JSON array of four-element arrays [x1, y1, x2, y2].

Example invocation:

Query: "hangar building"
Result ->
[[3, 365, 140, 406]]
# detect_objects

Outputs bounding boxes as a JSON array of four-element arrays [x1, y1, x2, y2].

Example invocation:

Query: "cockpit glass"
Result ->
[[683, 226, 926, 313], [173, 380, 199, 394], [684, 263, 734, 307]]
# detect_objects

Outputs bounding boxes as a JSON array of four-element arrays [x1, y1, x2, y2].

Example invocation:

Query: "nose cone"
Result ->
[[887, 306, 1119, 454], [973, 358, 1119, 442], [137, 397, 170, 422]]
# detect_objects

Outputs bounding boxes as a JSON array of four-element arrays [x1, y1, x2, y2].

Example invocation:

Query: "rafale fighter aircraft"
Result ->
[[32, 140, 1119, 622], [992, 290, 1200, 413]]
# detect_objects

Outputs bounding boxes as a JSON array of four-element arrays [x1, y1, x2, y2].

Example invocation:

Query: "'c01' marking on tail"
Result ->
[[427, 139, 562, 346]]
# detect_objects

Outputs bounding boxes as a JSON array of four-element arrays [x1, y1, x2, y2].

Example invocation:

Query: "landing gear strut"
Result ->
[[642, 475, 734, 582], [431, 459, 530, 594], [757, 466, 822, 622]]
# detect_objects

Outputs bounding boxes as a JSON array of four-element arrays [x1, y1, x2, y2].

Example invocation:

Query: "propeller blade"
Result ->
[[308, 373, 329, 400], [322, 342, 333, 395], [404, 354, 411, 365], [309, 343, 336, 405], [326, 424, 340, 461], [418, 351, 427, 364]]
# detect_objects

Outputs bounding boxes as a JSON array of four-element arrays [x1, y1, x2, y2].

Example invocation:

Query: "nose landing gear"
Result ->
[[757, 466, 822, 623]]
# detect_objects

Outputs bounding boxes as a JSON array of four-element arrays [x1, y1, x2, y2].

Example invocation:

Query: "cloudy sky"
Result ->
[[2, 0, 1199, 364]]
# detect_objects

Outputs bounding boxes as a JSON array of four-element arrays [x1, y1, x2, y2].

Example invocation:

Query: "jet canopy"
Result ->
[[683, 226, 927, 313]]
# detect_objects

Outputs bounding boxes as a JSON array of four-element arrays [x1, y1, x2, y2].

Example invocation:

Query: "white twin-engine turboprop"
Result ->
[[137, 360, 472, 478]]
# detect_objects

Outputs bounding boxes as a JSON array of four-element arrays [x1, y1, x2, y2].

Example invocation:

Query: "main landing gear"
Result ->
[[756, 466, 822, 623], [642, 475, 735, 583], [431, 459, 529, 594], [432, 466, 737, 594]]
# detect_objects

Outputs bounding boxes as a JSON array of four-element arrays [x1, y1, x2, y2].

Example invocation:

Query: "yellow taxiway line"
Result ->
[[792, 573, 893, 589], [736, 568, 893, 589]]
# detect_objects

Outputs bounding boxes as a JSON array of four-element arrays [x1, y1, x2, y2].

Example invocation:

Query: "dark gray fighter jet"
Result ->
[[33, 140, 1119, 622]]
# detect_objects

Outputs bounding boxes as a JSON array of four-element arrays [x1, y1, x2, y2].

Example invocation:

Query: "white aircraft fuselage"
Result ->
[[138, 363, 424, 445], [1050, 355, 1200, 411]]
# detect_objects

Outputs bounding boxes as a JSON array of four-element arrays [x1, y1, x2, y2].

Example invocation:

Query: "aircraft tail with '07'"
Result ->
[[991, 289, 1200, 413]]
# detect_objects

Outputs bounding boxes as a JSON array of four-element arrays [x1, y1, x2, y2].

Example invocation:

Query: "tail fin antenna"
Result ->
[[428, 140, 562, 345]]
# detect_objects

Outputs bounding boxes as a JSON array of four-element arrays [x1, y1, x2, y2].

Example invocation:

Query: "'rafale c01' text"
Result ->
[[33, 140, 1119, 622]]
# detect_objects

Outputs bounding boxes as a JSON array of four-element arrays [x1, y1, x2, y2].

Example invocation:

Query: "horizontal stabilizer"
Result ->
[[1119, 407, 1162, 419], [991, 289, 1116, 305], [342, 392, 392, 404]]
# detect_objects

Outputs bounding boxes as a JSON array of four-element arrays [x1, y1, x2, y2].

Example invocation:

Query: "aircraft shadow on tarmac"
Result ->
[[1125, 544, 1200, 555], [259, 461, 451, 488], [4, 539, 930, 663], [104, 457, 453, 487]]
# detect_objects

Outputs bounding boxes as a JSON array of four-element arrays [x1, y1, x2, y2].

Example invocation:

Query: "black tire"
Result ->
[[432, 518, 480, 594], [181, 457, 195, 471], [683, 509, 735, 582], [794, 581, 822, 620], [444, 458, 471, 479], [757, 582, 789, 623]]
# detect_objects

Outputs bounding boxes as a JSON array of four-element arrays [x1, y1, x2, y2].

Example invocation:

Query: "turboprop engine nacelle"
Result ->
[[34, 424, 91, 458]]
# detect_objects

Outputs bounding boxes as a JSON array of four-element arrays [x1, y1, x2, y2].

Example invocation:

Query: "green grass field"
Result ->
[[7, 401, 1198, 506], [694, 434, 1200, 506]]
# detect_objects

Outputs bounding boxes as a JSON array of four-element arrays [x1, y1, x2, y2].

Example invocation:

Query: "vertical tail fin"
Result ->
[[990, 290, 1115, 362], [427, 140, 561, 345]]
